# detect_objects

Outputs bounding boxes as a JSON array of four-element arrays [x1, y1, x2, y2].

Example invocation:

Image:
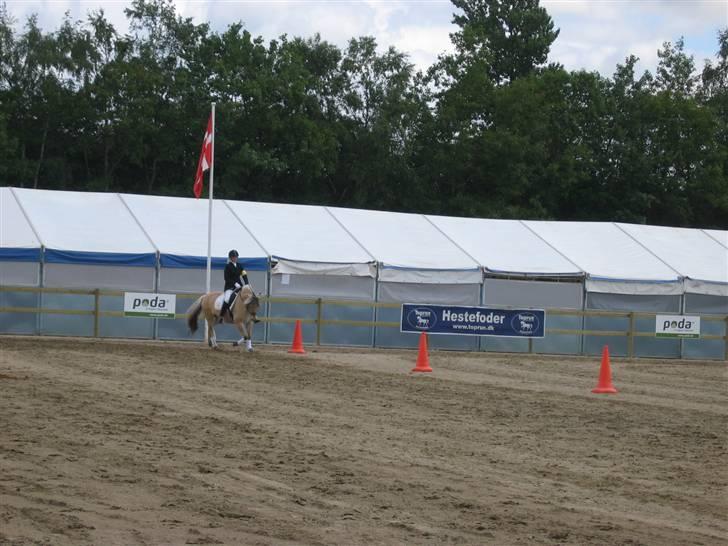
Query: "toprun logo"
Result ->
[[407, 307, 437, 330]]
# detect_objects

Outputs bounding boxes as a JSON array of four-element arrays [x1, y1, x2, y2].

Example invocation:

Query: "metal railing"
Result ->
[[1, 286, 727, 359]]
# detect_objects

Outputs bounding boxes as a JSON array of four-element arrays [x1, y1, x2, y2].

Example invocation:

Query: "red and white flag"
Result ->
[[193, 114, 213, 198]]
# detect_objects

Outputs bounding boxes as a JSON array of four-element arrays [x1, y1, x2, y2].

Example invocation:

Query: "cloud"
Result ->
[[3, 0, 724, 77]]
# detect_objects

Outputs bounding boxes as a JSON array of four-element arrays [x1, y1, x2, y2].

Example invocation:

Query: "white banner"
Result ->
[[655, 315, 700, 338], [124, 292, 176, 319]]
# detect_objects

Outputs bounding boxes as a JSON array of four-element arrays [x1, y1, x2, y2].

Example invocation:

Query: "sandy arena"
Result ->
[[0, 336, 726, 545]]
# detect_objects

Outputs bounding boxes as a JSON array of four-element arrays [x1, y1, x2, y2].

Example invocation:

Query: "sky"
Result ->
[[3, 0, 726, 77]]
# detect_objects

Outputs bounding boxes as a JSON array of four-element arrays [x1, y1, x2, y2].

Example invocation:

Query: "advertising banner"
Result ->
[[124, 292, 176, 319], [401, 304, 545, 338], [655, 315, 700, 338]]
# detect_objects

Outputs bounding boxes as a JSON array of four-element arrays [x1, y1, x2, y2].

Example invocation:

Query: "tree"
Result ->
[[450, 0, 559, 84]]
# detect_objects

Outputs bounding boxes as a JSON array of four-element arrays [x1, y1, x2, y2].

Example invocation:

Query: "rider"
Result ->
[[219, 249, 249, 323]]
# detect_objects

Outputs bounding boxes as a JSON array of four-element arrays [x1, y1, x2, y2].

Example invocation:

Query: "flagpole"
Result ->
[[204, 102, 215, 342], [206, 102, 215, 294]]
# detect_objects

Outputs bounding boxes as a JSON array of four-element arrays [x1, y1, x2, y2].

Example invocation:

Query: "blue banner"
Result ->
[[400, 304, 545, 338]]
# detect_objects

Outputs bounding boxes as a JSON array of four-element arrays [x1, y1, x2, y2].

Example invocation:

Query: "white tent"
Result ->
[[329, 207, 481, 349], [428, 215, 586, 354], [12, 188, 157, 290], [226, 200, 375, 278], [1, 187, 41, 286], [703, 229, 728, 249], [120, 193, 268, 292], [226, 200, 378, 346], [427, 215, 581, 277], [119, 193, 270, 342], [329, 207, 480, 284], [1, 187, 725, 359], [524, 220, 682, 295], [617, 223, 728, 297]]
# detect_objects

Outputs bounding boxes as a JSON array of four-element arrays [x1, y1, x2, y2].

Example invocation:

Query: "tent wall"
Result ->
[[269, 273, 375, 347], [0, 261, 40, 287], [683, 294, 727, 360], [585, 292, 682, 358], [375, 282, 481, 350], [1, 187, 42, 334], [43, 263, 156, 290], [481, 279, 583, 355], [41, 263, 157, 339]]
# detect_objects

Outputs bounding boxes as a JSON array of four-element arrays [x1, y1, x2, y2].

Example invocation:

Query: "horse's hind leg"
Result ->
[[207, 319, 219, 350]]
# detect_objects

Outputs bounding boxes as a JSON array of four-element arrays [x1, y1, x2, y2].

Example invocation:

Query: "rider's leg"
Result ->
[[219, 290, 231, 323]]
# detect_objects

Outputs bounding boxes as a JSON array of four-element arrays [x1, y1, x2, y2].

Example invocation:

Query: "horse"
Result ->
[[186, 285, 260, 351]]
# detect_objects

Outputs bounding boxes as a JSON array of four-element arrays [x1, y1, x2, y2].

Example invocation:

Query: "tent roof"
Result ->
[[427, 215, 582, 277], [523, 221, 681, 292], [1, 188, 40, 253], [12, 188, 156, 266], [618, 223, 728, 285], [226, 200, 373, 265], [703, 229, 728, 248], [120, 194, 267, 269], [329, 207, 480, 283]]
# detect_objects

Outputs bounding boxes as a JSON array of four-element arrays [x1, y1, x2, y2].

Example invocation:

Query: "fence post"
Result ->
[[93, 289, 100, 338], [724, 316, 728, 362], [316, 298, 322, 346], [628, 312, 635, 358]]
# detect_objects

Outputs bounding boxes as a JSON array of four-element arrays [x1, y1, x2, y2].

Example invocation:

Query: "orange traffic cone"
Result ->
[[288, 319, 306, 354], [592, 345, 617, 394], [411, 332, 432, 373]]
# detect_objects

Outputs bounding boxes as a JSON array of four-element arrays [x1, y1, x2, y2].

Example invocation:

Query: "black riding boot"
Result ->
[[218, 300, 229, 323]]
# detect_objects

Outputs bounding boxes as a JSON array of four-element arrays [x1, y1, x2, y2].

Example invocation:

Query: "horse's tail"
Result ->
[[186, 296, 204, 334]]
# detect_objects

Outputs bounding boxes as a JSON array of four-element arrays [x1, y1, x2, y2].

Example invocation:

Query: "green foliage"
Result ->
[[0, 0, 724, 228]]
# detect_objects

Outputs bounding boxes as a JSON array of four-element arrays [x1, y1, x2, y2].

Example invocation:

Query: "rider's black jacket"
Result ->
[[223, 262, 249, 291]]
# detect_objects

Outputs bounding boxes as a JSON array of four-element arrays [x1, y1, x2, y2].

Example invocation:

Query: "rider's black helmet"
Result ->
[[228, 249, 239, 258]]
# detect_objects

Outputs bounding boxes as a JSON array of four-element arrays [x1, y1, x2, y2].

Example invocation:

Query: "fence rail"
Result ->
[[2, 286, 726, 359]]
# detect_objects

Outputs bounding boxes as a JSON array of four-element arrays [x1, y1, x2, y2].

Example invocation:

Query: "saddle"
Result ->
[[215, 289, 241, 324]]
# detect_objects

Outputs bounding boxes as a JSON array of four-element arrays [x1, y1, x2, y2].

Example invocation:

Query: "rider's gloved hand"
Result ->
[[234, 282, 242, 290]]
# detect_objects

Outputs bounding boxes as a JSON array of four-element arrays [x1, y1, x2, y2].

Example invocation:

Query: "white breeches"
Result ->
[[224, 289, 234, 303]]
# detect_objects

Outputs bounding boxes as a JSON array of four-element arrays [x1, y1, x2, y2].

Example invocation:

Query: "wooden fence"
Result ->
[[1, 286, 726, 359]]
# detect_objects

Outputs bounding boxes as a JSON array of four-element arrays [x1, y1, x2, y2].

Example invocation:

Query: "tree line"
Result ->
[[0, 0, 726, 228]]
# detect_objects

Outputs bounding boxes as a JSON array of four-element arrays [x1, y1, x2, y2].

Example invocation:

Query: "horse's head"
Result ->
[[245, 293, 260, 322]]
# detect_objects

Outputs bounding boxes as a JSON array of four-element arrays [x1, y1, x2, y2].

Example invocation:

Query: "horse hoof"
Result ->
[[247, 347, 253, 353], [232, 341, 239, 347], [208, 340, 212, 348]]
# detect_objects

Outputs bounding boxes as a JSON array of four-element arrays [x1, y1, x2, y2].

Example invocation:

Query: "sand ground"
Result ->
[[0, 336, 726, 545]]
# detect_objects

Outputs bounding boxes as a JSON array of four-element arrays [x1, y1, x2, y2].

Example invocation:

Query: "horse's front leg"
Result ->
[[232, 320, 253, 352]]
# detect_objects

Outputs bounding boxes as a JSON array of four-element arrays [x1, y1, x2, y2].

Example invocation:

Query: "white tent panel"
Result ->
[[1, 188, 40, 250], [121, 194, 266, 269], [524, 221, 682, 295], [427, 215, 582, 276], [703, 229, 728, 248], [225, 200, 374, 276], [1, 187, 41, 286], [13, 188, 155, 265], [618, 223, 728, 297], [328, 207, 481, 284]]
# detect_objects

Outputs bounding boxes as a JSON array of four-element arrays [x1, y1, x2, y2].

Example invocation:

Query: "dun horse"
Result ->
[[186, 285, 260, 350]]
